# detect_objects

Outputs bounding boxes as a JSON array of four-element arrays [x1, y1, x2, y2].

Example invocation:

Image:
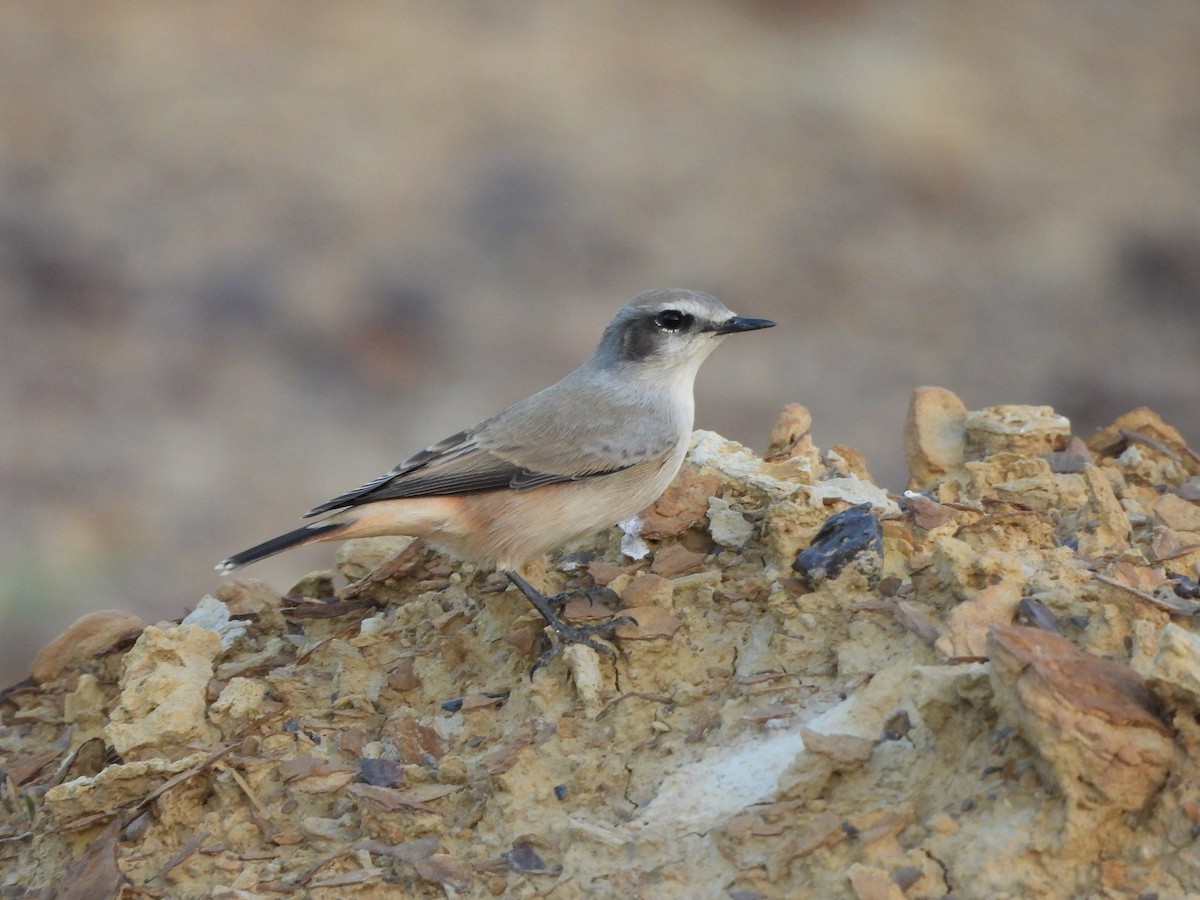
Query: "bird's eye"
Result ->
[[653, 309, 693, 331]]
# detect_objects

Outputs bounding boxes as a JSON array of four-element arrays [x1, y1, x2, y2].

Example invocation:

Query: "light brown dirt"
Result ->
[[4, 1, 1200, 687], [4, 393, 1200, 897]]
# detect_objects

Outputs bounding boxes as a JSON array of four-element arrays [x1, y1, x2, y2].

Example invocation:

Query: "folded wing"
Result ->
[[304, 379, 680, 518]]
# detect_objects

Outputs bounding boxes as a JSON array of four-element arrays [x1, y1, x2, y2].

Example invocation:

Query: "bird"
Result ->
[[217, 288, 775, 669]]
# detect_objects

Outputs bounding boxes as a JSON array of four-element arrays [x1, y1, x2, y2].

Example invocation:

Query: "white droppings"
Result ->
[[619, 516, 650, 560]]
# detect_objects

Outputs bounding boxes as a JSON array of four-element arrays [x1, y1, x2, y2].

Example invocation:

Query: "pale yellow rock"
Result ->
[[934, 580, 1023, 659], [215, 578, 286, 632], [1087, 407, 1200, 477], [848, 862, 906, 900], [707, 496, 754, 548], [63, 673, 108, 747], [29, 609, 146, 683], [828, 443, 874, 482], [620, 571, 675, 610], [963, 453, 1057, 508], [1153, 492, 1200, 533], [1075, 465, 1133, 558], [1145, 622, 1200, 707], [988, 624, 1173, 844], [923, 536, 1023, 603], [336, 535, 417, 582], [209, 676, 269, 736], [326, 639, 385, 709], [928, 813, 959, 835], [106, 624, 222, 761], [964, 404, 1070, 458], [302, 815, 359, 841], [1128, 617, 1164, 679], [798, 727, 876, 766], [904, 386, 967, 491], [766, 402, 813, 457], [12, 406, 1200, 898], [881, 521, 917, 581], [614, 606, 683, 640], [564, 643, 603, 713], [762, 497, 830, 573], [43, 751, 211, 821]]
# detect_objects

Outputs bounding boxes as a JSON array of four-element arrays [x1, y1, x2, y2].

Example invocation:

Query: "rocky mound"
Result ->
[[3, 390, 1200, 898]]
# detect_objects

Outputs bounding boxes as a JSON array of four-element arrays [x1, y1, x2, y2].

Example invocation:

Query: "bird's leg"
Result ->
[[540, 584, 621, 610], [505, 572, 636, 673]]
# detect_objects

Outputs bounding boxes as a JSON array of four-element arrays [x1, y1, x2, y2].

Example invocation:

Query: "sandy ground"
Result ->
[[1, 1, 1199, 684]]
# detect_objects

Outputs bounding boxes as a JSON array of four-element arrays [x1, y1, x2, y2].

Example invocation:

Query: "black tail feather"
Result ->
[[216, 521, 346, 574]]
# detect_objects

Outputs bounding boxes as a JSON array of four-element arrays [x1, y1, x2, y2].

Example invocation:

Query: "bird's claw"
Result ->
[[530, 614, 638, 674], [543, 586, 621, 610], [506, 571, 638, 674]]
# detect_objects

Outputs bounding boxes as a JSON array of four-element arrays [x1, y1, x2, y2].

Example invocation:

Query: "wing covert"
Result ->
[[303, 368, 683, 517]]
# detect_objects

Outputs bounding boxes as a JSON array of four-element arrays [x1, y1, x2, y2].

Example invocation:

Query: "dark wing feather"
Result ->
[[304, 369, 681, 518], [303, 426, 635, 517]]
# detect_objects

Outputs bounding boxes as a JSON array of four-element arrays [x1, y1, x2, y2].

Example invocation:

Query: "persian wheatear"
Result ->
[[218, 289, 774, 669]]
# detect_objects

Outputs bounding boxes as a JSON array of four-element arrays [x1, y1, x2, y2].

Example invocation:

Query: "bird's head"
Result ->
[[595, 288, 775, 378]]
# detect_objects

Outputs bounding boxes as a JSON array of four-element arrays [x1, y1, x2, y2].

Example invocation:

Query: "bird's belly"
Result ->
[[460, 450, 685, 570]]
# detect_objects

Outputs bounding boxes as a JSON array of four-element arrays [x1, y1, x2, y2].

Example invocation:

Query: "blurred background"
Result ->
[[2, 1, 1199, 684]]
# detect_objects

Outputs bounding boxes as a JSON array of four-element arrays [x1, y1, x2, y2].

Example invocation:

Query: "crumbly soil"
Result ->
[[4, 392, 1200, 898]]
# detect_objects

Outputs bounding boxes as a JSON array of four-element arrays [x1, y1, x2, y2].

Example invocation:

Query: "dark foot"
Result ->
[[540, 584, 621, 610], [506, 572, 636, 673], [529, 615, 638, 673]]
